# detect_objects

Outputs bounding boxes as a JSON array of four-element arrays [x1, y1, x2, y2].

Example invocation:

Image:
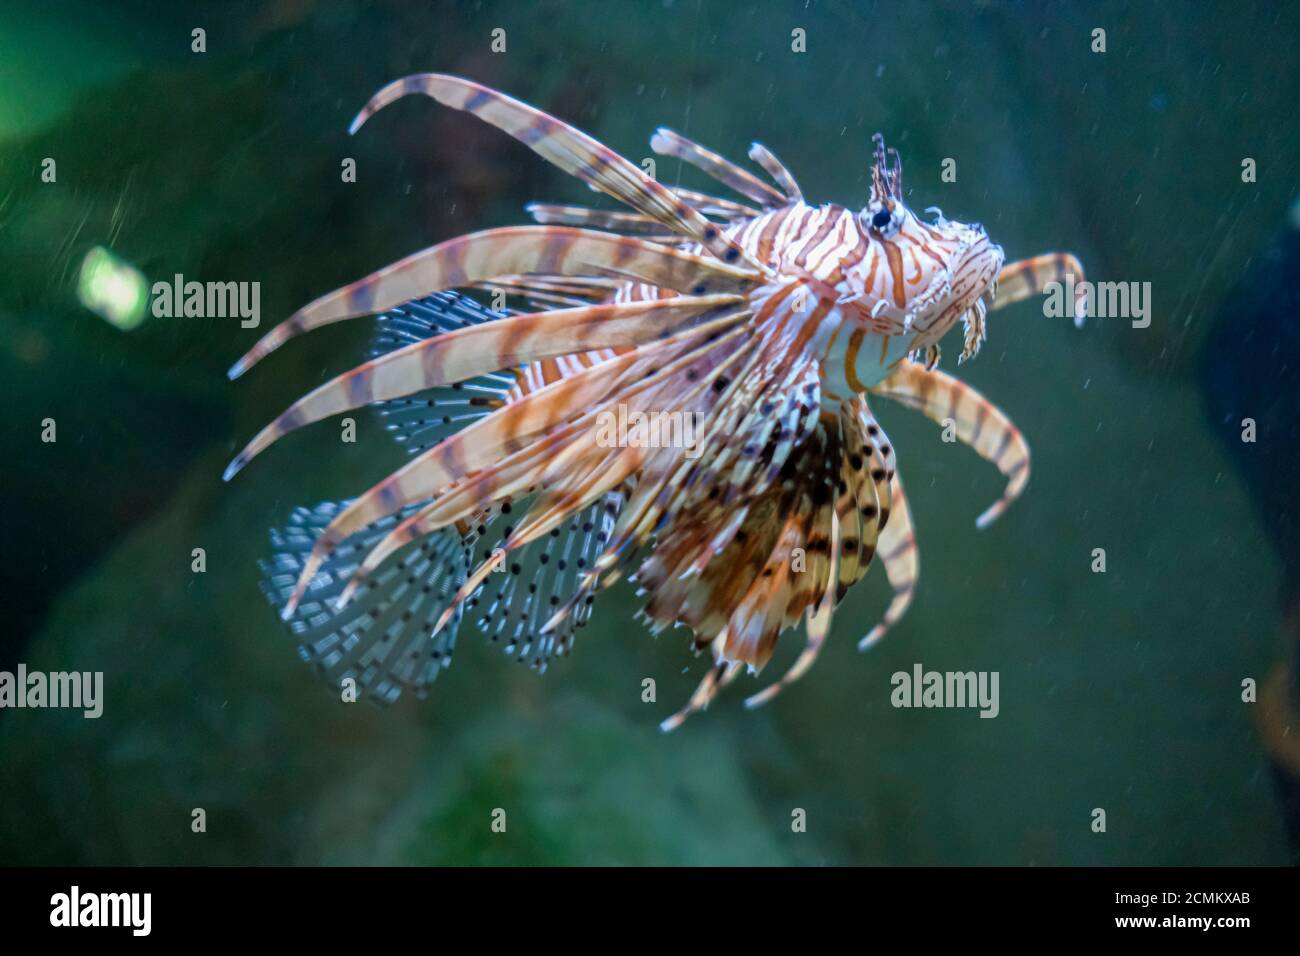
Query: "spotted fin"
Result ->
[[226, 290, 742, 473], [369, 292, 515, 457], [280, 314, 752, 622], [261, 500, 472, 704], [471, 491, 626, 670]]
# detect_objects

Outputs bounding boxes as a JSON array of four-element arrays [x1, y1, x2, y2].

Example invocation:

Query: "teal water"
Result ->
[[0, 0, 1296, 864]]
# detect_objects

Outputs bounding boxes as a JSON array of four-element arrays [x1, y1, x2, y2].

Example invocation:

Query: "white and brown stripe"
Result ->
[[227, 72, 1088, 726]]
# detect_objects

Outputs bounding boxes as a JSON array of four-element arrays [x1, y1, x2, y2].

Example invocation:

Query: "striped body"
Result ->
[[511, 200, 1003, 405], [225, 74, 1088, 728]]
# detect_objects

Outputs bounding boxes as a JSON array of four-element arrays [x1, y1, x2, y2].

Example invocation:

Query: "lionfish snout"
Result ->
[[898, 221, 1005, 363], [956, 226, 1006, 306], [940, 227, 1004, 361]]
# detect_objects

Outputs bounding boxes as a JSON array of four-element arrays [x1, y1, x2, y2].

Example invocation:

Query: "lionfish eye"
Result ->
[[861, 201, 900, 239]]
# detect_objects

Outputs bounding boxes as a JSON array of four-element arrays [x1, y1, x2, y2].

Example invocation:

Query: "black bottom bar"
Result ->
[[0, 866, 1287, 940]]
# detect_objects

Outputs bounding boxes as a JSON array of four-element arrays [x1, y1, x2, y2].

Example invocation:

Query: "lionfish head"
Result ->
[[857, 133, 1005, 361]]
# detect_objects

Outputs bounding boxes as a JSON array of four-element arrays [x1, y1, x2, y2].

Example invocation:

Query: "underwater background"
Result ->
[[1, 0, 1298, 865]]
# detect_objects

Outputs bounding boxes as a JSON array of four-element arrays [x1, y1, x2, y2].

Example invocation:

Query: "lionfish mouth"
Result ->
[[947, 234, 1005, 363], [962, 233, 1006, 309], [904, 227, 1005, 363]]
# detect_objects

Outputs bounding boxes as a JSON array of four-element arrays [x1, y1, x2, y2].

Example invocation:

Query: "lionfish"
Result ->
[[224, 74, 1087, 730]]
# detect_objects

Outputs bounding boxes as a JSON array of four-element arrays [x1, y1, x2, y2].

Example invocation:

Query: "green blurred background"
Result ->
[[0, 0, 1296, 864]]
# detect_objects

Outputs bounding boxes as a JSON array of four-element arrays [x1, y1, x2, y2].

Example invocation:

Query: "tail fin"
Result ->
[[260, 500, 472, 703]]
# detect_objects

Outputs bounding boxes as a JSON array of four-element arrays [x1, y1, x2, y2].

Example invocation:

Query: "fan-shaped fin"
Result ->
[[261, 500, 471, 703], [369, 293, 515, 457], [225, 294, 742, 475]]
